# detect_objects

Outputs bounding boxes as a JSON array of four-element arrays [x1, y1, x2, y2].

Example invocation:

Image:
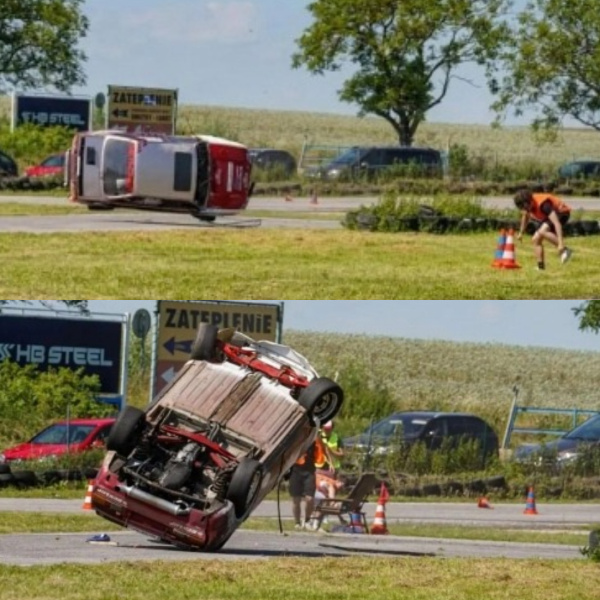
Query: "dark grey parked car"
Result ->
[[248, 148, 297, 178], [514, 413, 600, 465], [0, 148, 18, 177], [344, 411, 499, 463], [557, 160, 600, 180]]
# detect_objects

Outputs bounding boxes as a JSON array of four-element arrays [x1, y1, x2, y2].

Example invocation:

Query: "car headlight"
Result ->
[[557, 450, 579, 464]]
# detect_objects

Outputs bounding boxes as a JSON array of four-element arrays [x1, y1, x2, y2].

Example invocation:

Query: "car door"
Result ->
[[423, 417, 447, 450], [79, 135, 105, 198]]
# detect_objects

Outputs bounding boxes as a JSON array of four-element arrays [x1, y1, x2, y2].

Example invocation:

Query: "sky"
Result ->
[[67, 0, 527, 127], [88, 300, 600, 353]]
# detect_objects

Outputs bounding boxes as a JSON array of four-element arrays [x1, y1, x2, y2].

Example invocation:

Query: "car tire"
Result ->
[[297, 377, 344, 425], [190, 323, 219, 361], [0, 473, 15, 487], [226, 458, 263, 519], [106, 406, 146, 456]]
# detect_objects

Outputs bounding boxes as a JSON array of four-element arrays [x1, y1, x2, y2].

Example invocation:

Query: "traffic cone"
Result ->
[[500, 229, 521, 269], [370, 482, 389, 535], [524, 486, 538, 515], [478, 495, 493, 509], [82, 479, 95, 510], [491, 229, 507, 268]]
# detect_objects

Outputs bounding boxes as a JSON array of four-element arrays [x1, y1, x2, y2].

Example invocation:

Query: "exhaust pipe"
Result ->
[[117, 485, 191, 516]]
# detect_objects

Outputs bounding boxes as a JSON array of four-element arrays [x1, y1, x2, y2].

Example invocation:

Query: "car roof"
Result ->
[[385, 411, 483, 419]]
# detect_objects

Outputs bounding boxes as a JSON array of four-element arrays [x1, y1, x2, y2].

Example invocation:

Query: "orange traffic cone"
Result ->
[[524, 486, 538, 515], [491, 229, 507, 268], [500, 229, 521, 269], [82, 479, 95, 510], [478, 495, 493, 509], [370, 482, 390, 535]]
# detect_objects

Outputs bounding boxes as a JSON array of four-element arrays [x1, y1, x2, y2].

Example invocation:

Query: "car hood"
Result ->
[[514, 437, 580, 459]]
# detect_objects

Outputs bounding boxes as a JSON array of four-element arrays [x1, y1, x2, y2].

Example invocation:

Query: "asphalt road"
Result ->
[[0, 498, 594, 565], [1, 194, 599, 234]]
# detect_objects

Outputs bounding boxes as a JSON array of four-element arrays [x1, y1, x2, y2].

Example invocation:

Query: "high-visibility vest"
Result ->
[[316, 431, 341, 469], [295, 438, 326, 467], [530, 193, 570, 221]]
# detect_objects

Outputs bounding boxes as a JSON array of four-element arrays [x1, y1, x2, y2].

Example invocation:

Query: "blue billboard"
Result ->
[[12, 94, 91, 131], [0, 314, 123, 395]]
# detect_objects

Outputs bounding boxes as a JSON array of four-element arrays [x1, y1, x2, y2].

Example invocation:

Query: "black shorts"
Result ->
[[289, 467, 316, 497], [537, 212, 569, 234]]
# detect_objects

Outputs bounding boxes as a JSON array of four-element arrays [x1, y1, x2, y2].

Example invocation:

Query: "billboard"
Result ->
[[12, 93, 91, 131], [0, 313, 125, 397], [152, 300, 283, 398], [107, 85, 177, 134]]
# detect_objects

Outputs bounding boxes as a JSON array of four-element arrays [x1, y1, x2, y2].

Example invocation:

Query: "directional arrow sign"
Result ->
[[162, 337, 193, 356]]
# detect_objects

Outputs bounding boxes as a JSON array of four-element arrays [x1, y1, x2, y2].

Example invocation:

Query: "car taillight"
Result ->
[[125, 144, 135, 193]]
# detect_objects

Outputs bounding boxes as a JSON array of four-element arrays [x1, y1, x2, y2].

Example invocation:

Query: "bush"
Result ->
[[0, 361, 111, 447]]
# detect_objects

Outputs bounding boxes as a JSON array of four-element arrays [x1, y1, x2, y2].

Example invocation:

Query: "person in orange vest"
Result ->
[[513, 189, 573, 270], [289, 437, 326, 530]]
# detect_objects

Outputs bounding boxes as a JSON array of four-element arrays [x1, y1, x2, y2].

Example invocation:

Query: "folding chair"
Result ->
[[312, 472, 378, 532]]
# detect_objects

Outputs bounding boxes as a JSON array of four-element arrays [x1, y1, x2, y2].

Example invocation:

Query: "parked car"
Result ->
[[344, 411, 499, 462], [0, 417, 116, 463], [66, 131, 253, 222], [0, 148, 18, 177], [307, 146, 443, 181], [25, 153, 66, 178], [248, 148, 297, 178], [513, 413, 600, 466], [91, 324, 344, 551], [557, 160, 600, 180]]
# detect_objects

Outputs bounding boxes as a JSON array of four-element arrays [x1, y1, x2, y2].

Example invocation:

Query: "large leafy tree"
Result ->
[[574, 300, 600, 334], [491, 0, 600, 131], [292, 0, 511, 146], [0, 0, 88, 93]]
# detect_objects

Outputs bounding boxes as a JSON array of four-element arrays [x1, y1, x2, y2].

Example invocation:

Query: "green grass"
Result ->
[[0, 229, 598, 298], [1, 556, 598, 600]]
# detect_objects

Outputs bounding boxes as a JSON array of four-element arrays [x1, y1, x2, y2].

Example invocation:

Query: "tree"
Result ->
[[292, 0, 510, 146], [0, 0, 88, 94], [573, 300, 600, 334], [491, 0, 600, 132]]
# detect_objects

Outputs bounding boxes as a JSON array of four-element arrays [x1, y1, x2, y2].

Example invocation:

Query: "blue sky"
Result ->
[[71, 0, 525, 126], [88, 301, 600, 353]]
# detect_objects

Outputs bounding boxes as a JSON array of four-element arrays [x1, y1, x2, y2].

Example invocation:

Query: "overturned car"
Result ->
[[92, 324, 343, 551]]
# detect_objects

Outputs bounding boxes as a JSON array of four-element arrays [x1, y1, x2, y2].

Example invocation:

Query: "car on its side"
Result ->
[[92, 324, 344, 551], [513, 413, 600, 466], [248, 148, 297, 178], [0, 417, 116, 463], [307, 146, 443, 181], [557, 160, 600, 180], [0, 148, 18, 177], [66, 130, 253, 222], [25, 153, 66, 178], [344, 411, 499, 463]]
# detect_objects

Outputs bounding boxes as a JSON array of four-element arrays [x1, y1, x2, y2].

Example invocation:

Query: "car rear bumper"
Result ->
[[91, 468, 236, 551]]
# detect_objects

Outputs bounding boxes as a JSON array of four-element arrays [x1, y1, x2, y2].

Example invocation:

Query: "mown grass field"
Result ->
[[0, 227, 598, 298]]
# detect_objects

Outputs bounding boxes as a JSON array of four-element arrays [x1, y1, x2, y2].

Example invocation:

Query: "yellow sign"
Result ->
[[107, 85, 177, 134], [152, 301, 283, 397]]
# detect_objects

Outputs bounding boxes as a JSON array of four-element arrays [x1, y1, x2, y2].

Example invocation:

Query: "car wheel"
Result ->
[[297, 377, 344, 425], [106, 406, 146, 456], [226, 458, 263, 519], [190, 323, 219, 361], [87, 203, 115, 211]]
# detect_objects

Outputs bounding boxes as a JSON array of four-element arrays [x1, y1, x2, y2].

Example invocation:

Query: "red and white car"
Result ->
[[92, 325, 344, 551], [0, 418, 115, 463], [66, 131, 253, 222], [25, 153, 66, 178]]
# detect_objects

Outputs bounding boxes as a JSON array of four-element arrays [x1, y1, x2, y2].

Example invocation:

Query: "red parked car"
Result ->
[[92, 324, 344, 551], [0, 418, 116, 463], [24, 153, 66, 178]]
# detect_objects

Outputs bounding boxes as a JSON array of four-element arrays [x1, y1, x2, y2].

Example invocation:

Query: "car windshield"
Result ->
[[368, 414, 430, 439], [31, 424, 94, 445], [564, 416, 600, 441], [328, 147, 365, 166]]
